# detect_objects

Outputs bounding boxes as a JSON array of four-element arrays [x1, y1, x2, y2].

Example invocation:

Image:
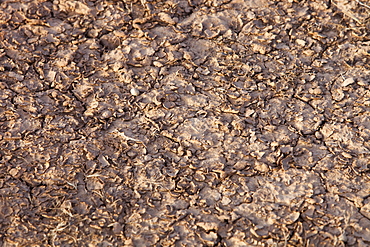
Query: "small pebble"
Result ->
[[342, 77, 354, 87], [296, 39, 306, 46], [153, 61, 163, 67], [130, 88, 140, 96]]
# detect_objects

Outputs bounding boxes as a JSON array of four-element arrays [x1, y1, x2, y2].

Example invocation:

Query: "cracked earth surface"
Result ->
[[1, 0, 370, 246]]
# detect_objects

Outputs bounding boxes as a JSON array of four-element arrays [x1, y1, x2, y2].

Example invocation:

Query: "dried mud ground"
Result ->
[[2, 0, 370, 246]]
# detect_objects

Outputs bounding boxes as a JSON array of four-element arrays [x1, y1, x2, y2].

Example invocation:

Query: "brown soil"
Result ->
[[1, 0, 370, 246]]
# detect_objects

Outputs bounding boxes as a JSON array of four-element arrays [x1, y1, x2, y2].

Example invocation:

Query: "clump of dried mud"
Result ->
[[1, 0, 370, 246]]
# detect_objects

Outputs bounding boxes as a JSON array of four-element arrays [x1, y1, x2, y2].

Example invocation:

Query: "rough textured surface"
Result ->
[[1, 0, 370, 246]]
